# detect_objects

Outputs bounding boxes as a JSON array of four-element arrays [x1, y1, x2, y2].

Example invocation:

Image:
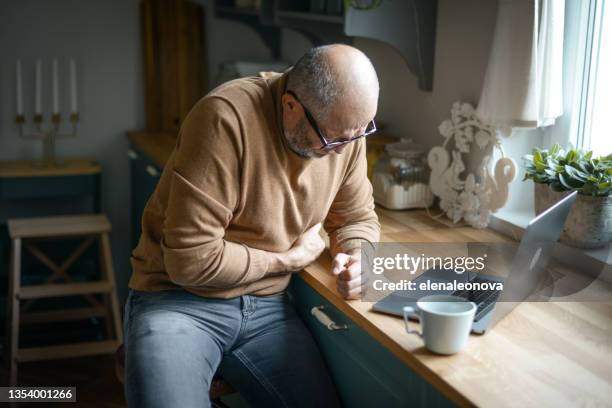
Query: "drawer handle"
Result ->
[[311, 305, 348, 331], [127, 149, 139, 160], [145, 165, 159, 177]]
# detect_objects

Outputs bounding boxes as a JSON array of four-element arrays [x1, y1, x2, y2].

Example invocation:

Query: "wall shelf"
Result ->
[[215, 5, 260, 16], [276, 10, 343, 25], [345, 0, 437, 91], [275, 9, 351, 46], [214, 2, 282, 58], [213, 0, 437, 91]]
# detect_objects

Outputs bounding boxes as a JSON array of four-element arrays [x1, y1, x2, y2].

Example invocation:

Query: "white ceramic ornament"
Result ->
[[428, 102, 517, 229]]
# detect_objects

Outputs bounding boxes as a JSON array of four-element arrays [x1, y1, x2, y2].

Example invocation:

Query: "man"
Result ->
[[124, 44, 380, 407]]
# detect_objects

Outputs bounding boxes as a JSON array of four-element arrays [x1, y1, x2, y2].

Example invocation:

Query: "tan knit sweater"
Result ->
[[128, 72, 380, 298]]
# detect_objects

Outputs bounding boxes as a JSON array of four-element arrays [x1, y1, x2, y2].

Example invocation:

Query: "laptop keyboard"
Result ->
[[451, 276, 502, 322]]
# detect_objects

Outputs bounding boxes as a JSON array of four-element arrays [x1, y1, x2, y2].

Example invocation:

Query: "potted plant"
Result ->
[[523, 144, 612, 248]]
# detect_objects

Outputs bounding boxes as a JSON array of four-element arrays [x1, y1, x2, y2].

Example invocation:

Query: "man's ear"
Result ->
[[282, 93, 303, 131], [282, 93, 300, 113]]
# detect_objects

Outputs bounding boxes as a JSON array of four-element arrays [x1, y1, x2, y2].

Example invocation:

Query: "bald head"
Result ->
[[287, 44, 379, 131]]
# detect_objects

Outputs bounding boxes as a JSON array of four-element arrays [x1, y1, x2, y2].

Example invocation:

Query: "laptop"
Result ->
[[371, 191, 578, 334]]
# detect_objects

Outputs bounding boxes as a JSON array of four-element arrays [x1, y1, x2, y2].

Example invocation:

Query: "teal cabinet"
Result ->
[[128, 147, 161, 250], [289, 276, 455, 408]]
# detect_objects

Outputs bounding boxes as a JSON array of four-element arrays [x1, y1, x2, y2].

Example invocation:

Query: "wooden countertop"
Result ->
[[302, 208, 612, 408], [127, 130, 177, 169], [0, 158, 100, 178]]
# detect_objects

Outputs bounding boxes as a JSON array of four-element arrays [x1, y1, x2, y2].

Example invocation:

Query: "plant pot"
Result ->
[[533, 182, 569, 215], [561, 194, 612, 249], [533, 183, 612, 248]]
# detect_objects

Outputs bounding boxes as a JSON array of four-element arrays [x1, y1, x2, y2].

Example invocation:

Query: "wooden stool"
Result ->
[[6, 214, 123, 386]]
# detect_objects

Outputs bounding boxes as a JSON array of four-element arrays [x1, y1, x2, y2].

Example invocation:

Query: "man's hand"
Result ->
[[288, 223, 326, 270], [332, 248, 363, 299], [267, 223, 326, 273]]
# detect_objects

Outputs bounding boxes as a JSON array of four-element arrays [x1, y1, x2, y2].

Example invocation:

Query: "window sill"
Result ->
[[489, 209, 533, 241]]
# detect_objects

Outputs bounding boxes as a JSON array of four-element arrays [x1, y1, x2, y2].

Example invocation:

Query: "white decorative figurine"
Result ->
[[428, 102, 516, 229]]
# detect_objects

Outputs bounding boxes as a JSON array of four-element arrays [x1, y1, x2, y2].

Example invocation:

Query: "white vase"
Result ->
[[533, 182, 569, 215], [562, 194, 612, 249]]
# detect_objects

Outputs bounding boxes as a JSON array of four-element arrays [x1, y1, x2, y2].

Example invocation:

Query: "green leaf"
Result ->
[[559, 174, 572, 190], [522, 144, 611, 195], [559, 173, 582, 190], [582, 183, 596, 195], [550, 181, 566, 192], [564, 165, 588, 181], [534, 150, 543, 164], [544, 169, 557, 178], [531, 174, 542, 182], [550, 144, 561, 155], [576, 160, 590, 174], [546, 157, 558, 168]]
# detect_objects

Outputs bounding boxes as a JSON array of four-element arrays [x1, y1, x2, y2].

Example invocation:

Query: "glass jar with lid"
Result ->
[[372, 138, 434, 209]]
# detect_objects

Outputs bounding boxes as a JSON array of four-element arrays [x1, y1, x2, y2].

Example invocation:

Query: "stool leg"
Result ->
[[95, 238, 114, 340], [100, 233, 123, 343], [7, 238, 22, 386], [101, 294, 115, 340]]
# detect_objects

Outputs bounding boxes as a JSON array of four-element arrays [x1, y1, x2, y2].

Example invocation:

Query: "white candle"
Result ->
[[16, 60, 23, 115], [35, 59, 42, 115], [70, 58, 77, 113], [52, 58, 59, 114]]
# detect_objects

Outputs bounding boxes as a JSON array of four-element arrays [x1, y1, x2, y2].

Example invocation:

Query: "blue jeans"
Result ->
[[123, 288, 341, 408]]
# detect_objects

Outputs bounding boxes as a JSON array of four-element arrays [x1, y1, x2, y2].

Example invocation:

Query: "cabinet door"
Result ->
[[289, 276, 455, 408], [141, 0, 205, 132], [129, 148, 162, 250]]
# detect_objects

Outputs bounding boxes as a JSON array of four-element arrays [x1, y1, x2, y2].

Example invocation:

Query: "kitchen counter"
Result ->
[[127, 133, 612, 407], [300, 208, 612, 407], [127, 130, 176, 169]]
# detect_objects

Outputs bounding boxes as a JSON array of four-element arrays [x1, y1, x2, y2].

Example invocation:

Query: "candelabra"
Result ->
[[15, 112, 79, 167], [14, 57, 79, 168]]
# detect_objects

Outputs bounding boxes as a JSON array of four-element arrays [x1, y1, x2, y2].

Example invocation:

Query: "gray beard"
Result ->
[[284, 118, 318, 158]]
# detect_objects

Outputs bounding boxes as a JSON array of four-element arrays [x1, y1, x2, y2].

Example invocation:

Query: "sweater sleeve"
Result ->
[[161, 97, 269, 288], [324, 138, 381, 256]]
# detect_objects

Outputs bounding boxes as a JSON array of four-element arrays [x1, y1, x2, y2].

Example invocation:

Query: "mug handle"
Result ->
[[403, 306, 422, 338]]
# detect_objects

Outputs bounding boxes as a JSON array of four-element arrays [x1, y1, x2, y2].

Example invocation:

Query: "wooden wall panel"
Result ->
[[141, 0, 161, 131], [180, 1, 206, 122], [141, 0, 206, 133]]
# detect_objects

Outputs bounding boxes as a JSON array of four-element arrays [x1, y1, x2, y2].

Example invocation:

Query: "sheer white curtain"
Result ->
[[477, 0, 565, 130]]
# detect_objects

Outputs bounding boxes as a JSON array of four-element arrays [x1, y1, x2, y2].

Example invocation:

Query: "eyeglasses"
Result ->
[[286, 90, 377, 150]]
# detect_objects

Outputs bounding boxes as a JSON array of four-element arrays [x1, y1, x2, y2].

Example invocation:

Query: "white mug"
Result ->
[[403, 295, 476, 355]]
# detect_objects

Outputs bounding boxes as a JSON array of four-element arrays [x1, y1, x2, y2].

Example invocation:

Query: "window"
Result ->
[[576, 0, 611, 156], [492, 0, 609, 228]]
